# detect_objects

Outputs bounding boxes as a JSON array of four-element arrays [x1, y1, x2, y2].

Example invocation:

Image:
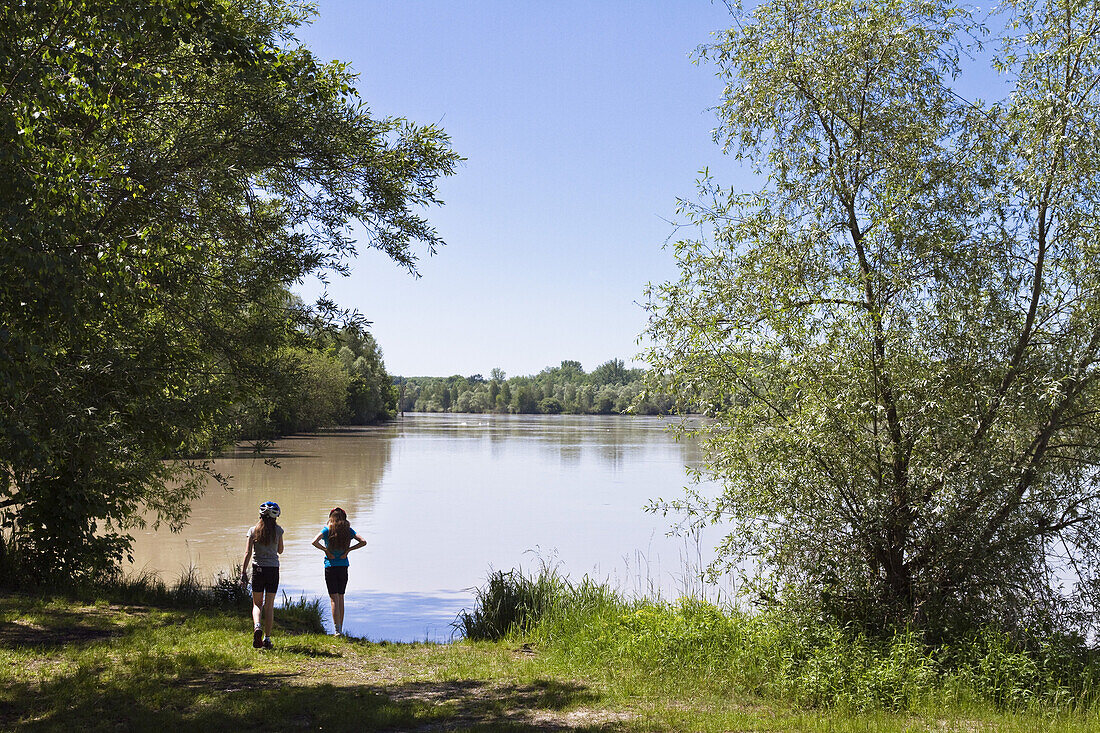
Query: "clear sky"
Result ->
[[293, 1, 745, 378]]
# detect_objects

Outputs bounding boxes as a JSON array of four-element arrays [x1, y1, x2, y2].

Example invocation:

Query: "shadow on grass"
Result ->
[[0, 604, 137, 649], [1, 668, 621, 732]]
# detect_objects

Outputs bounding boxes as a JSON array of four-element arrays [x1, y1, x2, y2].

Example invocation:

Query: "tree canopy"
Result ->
[[249, 325, 399, 436], [645, 0, 1100, 637], [0, 0, 458, 581]]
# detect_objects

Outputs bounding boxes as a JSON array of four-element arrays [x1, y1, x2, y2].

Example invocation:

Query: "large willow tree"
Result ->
[[0, 0, 458, 581], [646, 0, 1100, 635]]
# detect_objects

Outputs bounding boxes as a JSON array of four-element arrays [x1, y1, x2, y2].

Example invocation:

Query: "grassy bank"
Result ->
[[2, 571, 1099, 731]]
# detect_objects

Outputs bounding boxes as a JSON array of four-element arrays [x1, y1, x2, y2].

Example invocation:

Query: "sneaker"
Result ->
[[262, 638, 273, 650], [253, 628, 263, 649]]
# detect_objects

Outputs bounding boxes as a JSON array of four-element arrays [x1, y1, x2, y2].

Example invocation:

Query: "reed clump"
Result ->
[[277, 591, 327, 634], [99, 565, 254, 609], [454, 566, 566, 640], [111, 567, 324, 631]]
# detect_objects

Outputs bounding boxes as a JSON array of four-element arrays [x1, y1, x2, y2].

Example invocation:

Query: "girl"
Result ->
[[311, 507, 366, 636], [241, 500, 284, 649]]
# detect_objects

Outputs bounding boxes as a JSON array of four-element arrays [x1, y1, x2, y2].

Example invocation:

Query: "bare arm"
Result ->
[[311, 531, 334, 560], [346, 533, 367, 553], [277, 533, 284, 555], [241, 532, 254, 581]]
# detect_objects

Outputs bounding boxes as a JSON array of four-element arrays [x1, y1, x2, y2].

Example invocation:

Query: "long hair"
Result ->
[[327, 507, 351, 553], [253, 515, 277, 545]]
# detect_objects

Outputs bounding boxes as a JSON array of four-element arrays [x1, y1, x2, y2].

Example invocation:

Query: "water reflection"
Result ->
[[129, 425, 396, 581], [340, 590, 470, 642], [128, 413, 719, 642], [402, 413, 704, 470]]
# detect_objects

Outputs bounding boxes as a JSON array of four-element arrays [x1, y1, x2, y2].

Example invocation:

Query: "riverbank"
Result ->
[[2, 588, 1097, 732]]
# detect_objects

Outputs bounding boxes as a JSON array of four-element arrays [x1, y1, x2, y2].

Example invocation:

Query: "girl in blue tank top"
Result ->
[[311, 506, 366, 636]]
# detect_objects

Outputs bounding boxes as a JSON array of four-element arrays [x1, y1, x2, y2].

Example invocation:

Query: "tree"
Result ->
[[593, 386, 617, 415], [645, 0, 1100, 636], [576, 384, 595, 414], [339, 330, 397, 424], [513, 386, 539, 414], [269, 348, 352, 434], [455, 390, 474, 413], [538, 396, 563, 415], [552, 359, 585, 384], [562, 383, 577, 411], [592, 358, 628, 386], [0, 0, 458, 581], [397, 380, 418, 413]]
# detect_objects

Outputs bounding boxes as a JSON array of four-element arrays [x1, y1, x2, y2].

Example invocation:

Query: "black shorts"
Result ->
[[251, 564, 279, 594], [325, 566, 349, 595]]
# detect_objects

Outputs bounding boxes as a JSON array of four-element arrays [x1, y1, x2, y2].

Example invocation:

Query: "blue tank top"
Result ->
[[321, 525, 356, 568]]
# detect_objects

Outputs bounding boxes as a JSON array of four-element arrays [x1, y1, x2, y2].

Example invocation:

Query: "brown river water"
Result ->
[[127, 413, 721, 641]]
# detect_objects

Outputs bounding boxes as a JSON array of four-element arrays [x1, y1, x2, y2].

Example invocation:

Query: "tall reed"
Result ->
[[454, 566, 572, 640]]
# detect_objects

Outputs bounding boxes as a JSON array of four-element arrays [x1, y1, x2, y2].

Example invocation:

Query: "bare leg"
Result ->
[[251, 592, 264, 628], [262, 592, 276, 638], [250, 591, 265, 648], [332, 594, 345, 634]]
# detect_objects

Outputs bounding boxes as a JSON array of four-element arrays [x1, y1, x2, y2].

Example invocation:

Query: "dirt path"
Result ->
[[286, 640, 635, 731]]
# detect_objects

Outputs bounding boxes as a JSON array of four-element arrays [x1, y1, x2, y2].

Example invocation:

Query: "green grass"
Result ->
[[456, 567, 1100, 730], [2, 568, 1100, 731], [0, 588, 626, 732], [526, 589, 1100, 730]]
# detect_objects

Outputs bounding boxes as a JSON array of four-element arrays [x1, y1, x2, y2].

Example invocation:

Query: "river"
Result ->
[[127, 413, 722, 641]]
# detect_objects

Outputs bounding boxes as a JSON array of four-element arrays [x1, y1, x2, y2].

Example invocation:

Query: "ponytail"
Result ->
[[253, 515, 277, 545]]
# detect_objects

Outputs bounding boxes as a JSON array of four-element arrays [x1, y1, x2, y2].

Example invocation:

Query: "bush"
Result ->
[[537, 397, 563, 414]]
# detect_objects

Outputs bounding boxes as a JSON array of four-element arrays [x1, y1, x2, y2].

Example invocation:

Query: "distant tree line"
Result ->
[[395, 360, 690, 416]]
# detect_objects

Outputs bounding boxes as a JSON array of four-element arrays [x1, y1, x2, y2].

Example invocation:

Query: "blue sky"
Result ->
[[293, 1, 745, 377]]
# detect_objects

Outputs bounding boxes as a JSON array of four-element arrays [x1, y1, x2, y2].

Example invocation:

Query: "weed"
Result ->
[[278, 591, 326, 634]]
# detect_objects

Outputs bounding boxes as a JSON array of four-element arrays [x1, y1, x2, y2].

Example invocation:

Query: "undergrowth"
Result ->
[[459, 566, 1100, 716], [0, 563, 326, 632]]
